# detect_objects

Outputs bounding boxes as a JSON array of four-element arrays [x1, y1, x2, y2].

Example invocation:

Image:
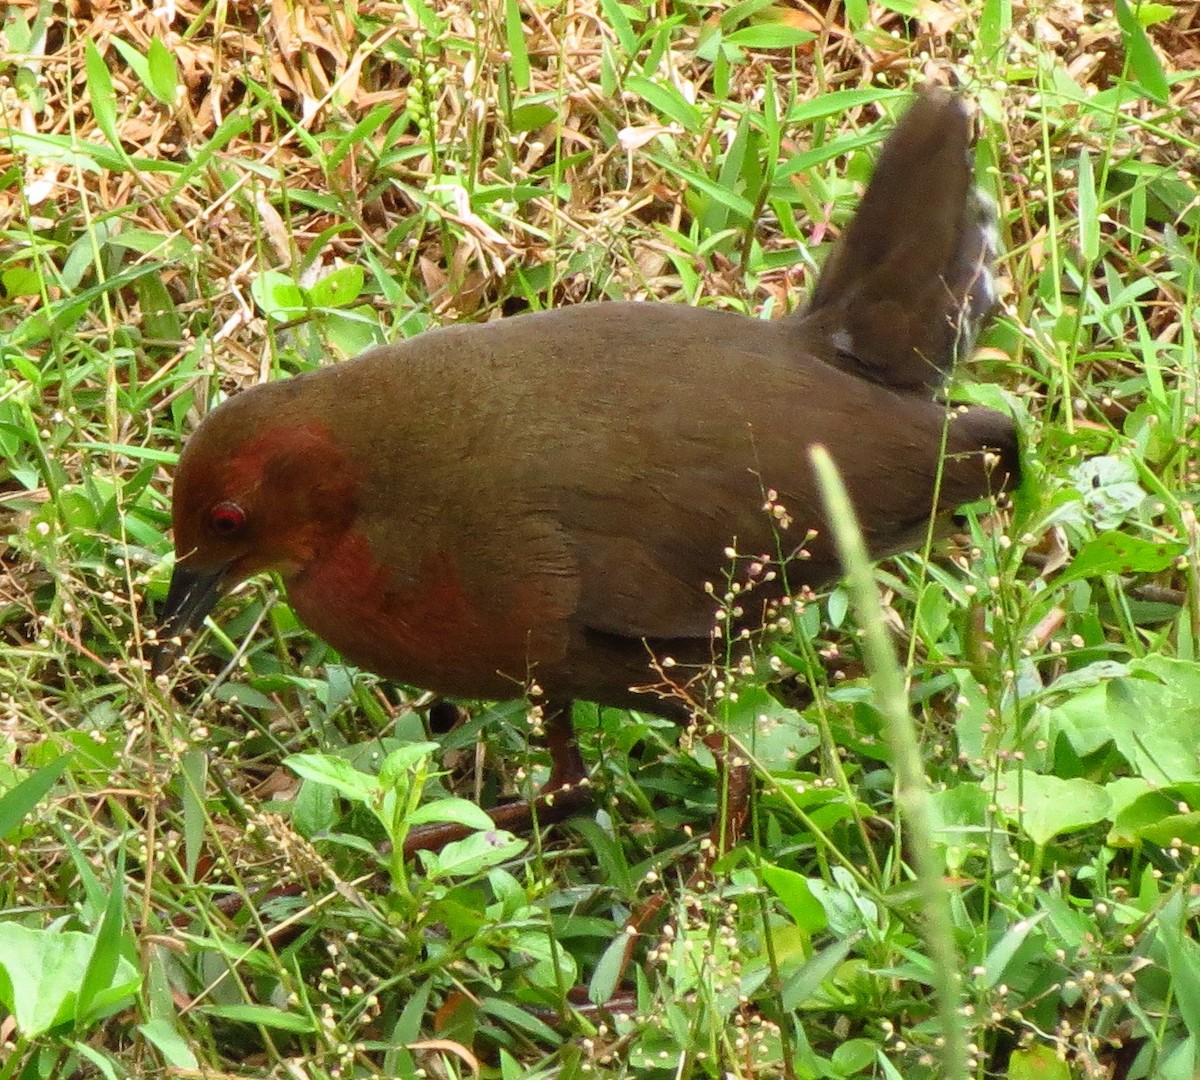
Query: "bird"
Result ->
[[155, 88, 1019, 853]]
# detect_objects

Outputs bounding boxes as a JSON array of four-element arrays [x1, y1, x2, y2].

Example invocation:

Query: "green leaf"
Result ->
[[1113, 0, 1169, 101], [2, 266, 41, 296], [69, 1043, 122, 1080], [250, 269, 306, 321], [504, 0, 530, 90], [994, 772, 1111, 847], [510, 101, 558, 132], [983, 910, 1046, 988], [422, 830, 527, 879], [780, 931, 862, 1010], [0, 923, 140, 1036], [406, 796, 495, 830], [1160, 891, 1200, 1048], [200, 1004, 317, 1032], [181, 750, 206, 882], [1077, 149, 1098, 262], [718, 0, 779, 29], [624, 74, 701, 131], [590, 932, 632, 1005], [108, 37, 151, 90], [1008, 1043, 1073, 1080], [570, 816, 634, 898], [599, 0, 637, 56], [1134, 2, 1175, 27], [978, 0, 1012, 56], [831, 1039, 878, 1074], [718, 684, 818, 768], [0, 754, 72, 841], [1110, 783, 1200, 847], [645, 152, 757, 221], [479, 996, 560, 1043], [308, 264, 365, 309], [78, 848, 129, 1024], [928, 784, 991, 873], [133, 271, 182, 342], [138, 1017, 199, 1069], [84, 40, 122, 152], [377, 741, 441, 784], [322, 305, 383, 358], [723, 24, 815, 49], [760, 863, 826, 932], [1059, 529, 1183, 585], [1050, 656, 1200, 783], [284, 752, 382, 804], [146, 37, 179, 106]]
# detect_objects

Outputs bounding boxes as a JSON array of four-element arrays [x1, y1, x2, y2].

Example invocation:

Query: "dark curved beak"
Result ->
[[152, 563, 228, 675]]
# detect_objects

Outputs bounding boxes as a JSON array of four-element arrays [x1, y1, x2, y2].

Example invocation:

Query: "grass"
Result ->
[[1, 0, 1198, 1077]]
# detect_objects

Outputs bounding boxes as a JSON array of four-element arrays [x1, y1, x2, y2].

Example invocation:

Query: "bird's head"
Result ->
[[154, 384, 357, 671]]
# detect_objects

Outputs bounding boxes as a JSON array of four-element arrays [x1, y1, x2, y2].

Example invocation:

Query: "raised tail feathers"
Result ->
[[798, 88, 998, 394]]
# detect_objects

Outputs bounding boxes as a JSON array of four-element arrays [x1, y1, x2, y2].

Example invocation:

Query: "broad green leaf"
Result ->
[[249, 270, 306, 321], [1110, 783, 1200, 847], [510, 101, 557, 132], [718, 684, 819, 768], [1009, 1043, 1072, 1080], [1135, 2, 1175, 26], [1049, 656, 1200, 782], [406, 796, 495, 830], [760, 863, 826, 932], [377, 741, 441, 784], [1068, 454, 1147, 529], [994, 772, 1110, 846], [284, 752, 382, 803], [0, 923, 140, 1036], [1059, 529, 1182, 585], [928, 784, 991, 873], [422, 829, 527, 879], [308, 264, 365, 309], [831, 1039, 877, 1075]]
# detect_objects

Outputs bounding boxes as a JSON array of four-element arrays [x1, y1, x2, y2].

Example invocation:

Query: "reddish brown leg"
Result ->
[[402, 701, 593, 857]]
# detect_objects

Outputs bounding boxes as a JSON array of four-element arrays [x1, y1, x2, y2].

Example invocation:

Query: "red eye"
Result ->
[[207, 500, 247, 537]]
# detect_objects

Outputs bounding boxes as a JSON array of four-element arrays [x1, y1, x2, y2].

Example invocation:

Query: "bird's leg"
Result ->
[[402, 701, 593, 857]]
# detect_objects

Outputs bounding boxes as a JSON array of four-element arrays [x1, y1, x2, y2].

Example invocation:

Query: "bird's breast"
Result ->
[[285, 529, 567, 700]]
